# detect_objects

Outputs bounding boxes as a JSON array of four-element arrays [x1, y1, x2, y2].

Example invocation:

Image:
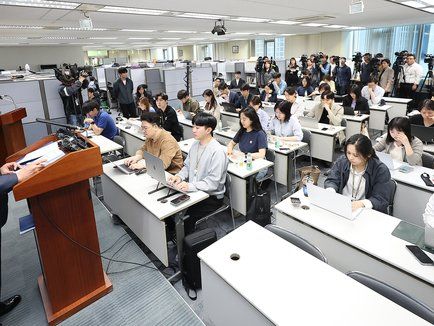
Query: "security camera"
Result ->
[[211, 19, 226, 36]]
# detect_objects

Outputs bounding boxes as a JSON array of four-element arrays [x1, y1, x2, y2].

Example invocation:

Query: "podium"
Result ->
[[0, 107, 27, 165], [7, 134, 112, 325]]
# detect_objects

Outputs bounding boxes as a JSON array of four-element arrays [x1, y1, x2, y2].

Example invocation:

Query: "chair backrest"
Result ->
[[265, 148, 275, 162], [387, 179, 398, 216], [422, 152, 434, 169], [113, 135, 126, 148], [265, 224, 327, 263], [301, 128, 311, 145], [341, 118, 347, 127], [347, 271, 434, 324]]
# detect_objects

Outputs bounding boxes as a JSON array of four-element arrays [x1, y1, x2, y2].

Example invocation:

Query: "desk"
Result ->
[[369, 104, 391, 131], [301, 123, 346, 163], [424, 144, 434, 155], [177, 114, 193, 139], [116, 120, 145, 157], [384, 97, 412, 120], [178, 138, 273, 215], [343, 114, 370, 138], [199, 221, 431, 326], [275, 190, 434, 311], [81, 132, 123, 155], [101, 160, 208, 266]]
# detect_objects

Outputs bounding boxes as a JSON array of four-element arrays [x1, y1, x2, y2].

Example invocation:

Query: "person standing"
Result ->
[[360, 53, 372, 86], [398, 53, 423, 110], [113, 67, 136, 119], [155, 93, 183, 141], [379, 59, 394, 97], [334, 57, 352, 95]]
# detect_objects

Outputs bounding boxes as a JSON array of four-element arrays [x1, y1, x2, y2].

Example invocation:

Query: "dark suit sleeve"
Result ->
[[0, 174, 18, 193], [358, 98, 370, 114], [163, 109, 180, 134], [368, 162, 392, 213], [324, 155, 345, 192], [112, 80, 119, 99]]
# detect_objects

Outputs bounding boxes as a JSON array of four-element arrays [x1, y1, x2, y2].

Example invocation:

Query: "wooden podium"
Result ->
[[0, 107, 27, 165], [7, 134, 112, 325]]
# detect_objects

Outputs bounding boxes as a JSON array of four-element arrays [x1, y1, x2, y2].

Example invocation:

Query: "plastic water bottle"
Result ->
[[275, 137, 281, 149], [246, 153, 253, 171]]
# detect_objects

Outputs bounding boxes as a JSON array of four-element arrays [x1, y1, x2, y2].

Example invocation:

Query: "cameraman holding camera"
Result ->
[[398, 53, 423, 106]]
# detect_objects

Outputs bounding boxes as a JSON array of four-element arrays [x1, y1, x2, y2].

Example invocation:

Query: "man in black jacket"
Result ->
[[155, 93, 183, 141], [113, 67, 136, 119], [0, 160, 44, 319], [237, 84, 254, 110], [334, 57, 352, 95], [229, 71, 245, 90]]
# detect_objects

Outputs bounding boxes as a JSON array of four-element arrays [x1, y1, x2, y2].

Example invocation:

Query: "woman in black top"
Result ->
[[285, 58, 300, 87], [410, 99, 434, 127], [342, 85, 370, 114]]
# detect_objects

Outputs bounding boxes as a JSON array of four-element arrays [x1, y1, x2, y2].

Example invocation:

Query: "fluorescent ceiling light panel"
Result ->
[[188, 37, 206, 40], [401, 1, 426, 7], [301, 23, 327, 27], [324, 25, 348, 28], [60, 27, 107, 31], [176, 12, 229, 19], [231, 17, 270, 23], [269, 20, 299, 25], [280, 33, 295, 36], [258, 33, 274, 35], [0, 36, 28, 39], [103, 42, 124, 44], [233, 32, 253, 35], [128, 37, 152, 40], [0, 25, 43, 29], [160, 37, 181, 40], [99, 6, 168, 15], [89, 37, 117, 40], [167, 30, 197, 33], [41, 36, 77, 39], [0, 0, 78, 9], [345, 26, 364, 29], [120, 29, 155, 32], [423, 6, 434, 11]]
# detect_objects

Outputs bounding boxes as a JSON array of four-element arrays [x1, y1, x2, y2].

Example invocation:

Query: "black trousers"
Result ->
[[184, 196, 223, 235], [398, 83, 416, 111], [119, 102, 137, 119]]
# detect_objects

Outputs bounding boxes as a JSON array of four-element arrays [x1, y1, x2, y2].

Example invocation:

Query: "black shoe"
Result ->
[[0, 295, 21, 317]]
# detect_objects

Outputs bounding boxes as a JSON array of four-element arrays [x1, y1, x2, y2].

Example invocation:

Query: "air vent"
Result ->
[[294, 15, 335, 22]]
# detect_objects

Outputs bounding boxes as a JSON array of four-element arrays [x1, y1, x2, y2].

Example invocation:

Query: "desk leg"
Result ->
[[167, 209, 187, 283], [230, 173, 247, 216]]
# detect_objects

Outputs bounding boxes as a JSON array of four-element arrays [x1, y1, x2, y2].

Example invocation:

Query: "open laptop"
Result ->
[[107, 157, 136, 175], [307, 183, 363, 220], [411, 124, 433, 143], [225, 119, 240, 132], [143, 151, 187, 194], [182, 110, 193, 120], [375, 151, 404, 170], [298, 116, 319, 129], [343, 106, 355, 116], [222, 102, 239, 113]]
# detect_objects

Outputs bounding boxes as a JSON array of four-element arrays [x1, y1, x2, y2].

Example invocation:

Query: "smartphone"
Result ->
[[406, 245, 434, 265], [290, 197, 301, 206], [170, 194, 190, 206], [303, 185, 308, 197], [321, 127, 328, 131]]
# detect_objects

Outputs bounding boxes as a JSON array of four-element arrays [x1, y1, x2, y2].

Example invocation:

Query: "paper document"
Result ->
[[17, 141, 65, 166]]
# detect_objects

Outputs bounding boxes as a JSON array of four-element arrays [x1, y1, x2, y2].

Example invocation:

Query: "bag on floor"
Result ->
[[246, 182, 271, 227], [296, 165, 321, 191], [182, 228, 217, 300]]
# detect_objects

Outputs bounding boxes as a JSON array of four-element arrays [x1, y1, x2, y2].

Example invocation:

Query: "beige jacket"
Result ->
[[373, 135, 424, 166], [307, 102, 345, 143], [379, 67, 394, 93]]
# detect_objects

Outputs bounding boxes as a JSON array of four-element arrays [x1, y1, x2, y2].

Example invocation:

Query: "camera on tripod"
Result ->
[[424, 54, 434, 69], [54, 63, 93, 87], [394, 50, 408, 67], [352, 52, 363, 64], [299, 54, 308, 69], [331, 55, 340, 64], [255, 56, 264, 72]]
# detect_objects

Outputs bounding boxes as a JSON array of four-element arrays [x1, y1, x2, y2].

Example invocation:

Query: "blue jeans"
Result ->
[[67, 114, 82, 127], [255, 168, 268, 181]]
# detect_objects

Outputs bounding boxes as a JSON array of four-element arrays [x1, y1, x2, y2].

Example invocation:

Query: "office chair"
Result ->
[[265, 224, 327, 263], [347, 271, 434, 324], [102, 135, 127, 163], [387, 179, 398, 216], [256, 149, 279, 204], [194, 174, 235, 232], [297, 128, 313, 166], [422, 152, 434, 169]]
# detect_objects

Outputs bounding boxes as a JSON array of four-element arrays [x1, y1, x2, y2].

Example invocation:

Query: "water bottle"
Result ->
[[275, 137, 281, 149], [246, 153, 253, 171], [303, 175, 314, 197]]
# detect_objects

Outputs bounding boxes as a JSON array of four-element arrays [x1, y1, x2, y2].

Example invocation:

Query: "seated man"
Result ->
[[177, 90, 200, 115], [168, 112, 228, 235], [237, 83, 254, 110], [218, 83, 240, 107], [155, 92, 183, 141], [125, 112, 183, 174], [272, 72, 287, 96], [229, 71, 245, 89], [361, 77, 385, 106], [87, 87, 101, 105], [83, 100, 118, 140]]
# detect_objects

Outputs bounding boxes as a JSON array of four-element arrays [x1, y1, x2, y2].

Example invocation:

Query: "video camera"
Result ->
[[299, 54, 308, 70], [352, 52, 363, 72], [393, 50, 408, 67], [255, 56, 264, 72], [54, 63, 93, 87], [424, 54, 433, 70], [330, 55, 340, 64]]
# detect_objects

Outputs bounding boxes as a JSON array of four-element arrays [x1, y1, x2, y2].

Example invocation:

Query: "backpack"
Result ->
[[246, 182, 271, 227]]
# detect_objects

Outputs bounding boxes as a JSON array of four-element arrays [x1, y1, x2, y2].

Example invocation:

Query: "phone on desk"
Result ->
[[406, 245, 434, 265], [290, 197, 301, 206], [321, 127, 328, 131], [170, 194, 190, 206]]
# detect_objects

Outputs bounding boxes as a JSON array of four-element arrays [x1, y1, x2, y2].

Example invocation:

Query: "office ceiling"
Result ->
[[0, 0, 432, 49]]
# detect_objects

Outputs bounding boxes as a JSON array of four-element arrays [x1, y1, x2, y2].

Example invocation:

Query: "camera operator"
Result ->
[[360, 53, 372, 85], [319, 54, 331, 80], [113, 67, 137, 119], [285, 58, 300, 87], [398, 53, 423, 106], [379, 59, 394, 97], [58, 71, 87, 127], [334, 57, 352, 95]]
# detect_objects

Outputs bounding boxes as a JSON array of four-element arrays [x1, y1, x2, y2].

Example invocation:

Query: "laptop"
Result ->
[[182, 110, 193, 120], [343, 106, 355, 116], [411, 124, 433, 143], [375, 151, 403, 170], [225, 119, 240, 132], [143, 151, 187, 194], [222, 102, 238, 113], [298, 116, 319, 129], [307, 183, 363, 220]]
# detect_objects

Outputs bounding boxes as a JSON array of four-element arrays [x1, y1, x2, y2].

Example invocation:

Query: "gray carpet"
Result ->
[[0, 192, 204, 326]]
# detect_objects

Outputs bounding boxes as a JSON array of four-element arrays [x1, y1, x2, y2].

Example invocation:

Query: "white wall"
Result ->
[[214, 40, 251, 60], [0, 46, 86, 70]]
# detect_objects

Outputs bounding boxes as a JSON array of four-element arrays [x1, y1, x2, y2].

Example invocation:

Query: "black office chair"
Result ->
[[387, 179, 398, 216], [422, 152, 434, 169], [102, 135, 127, 163], [256, 149, 279, 203], [265, 224, 327, 263], [296, 128, 313, 166], [347, 271, 434, 324]]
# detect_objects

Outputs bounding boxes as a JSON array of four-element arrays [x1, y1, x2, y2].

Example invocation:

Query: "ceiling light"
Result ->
[[280, 33, 295, 36], [103, 42, 124, 44], [0, 36, 28, 39], [167, 30, 197, 33], [187, 37, 206, 40], [160, 37, 181, 40], [402, 1, 426, 8], [120, 29, 155, 32], [128, 37, 153, 40], [98, 6, 168, 15], [41, 36, 78, 39], [233, 32, 253, 35], [0, 25, 43, 29], [269, 20, 300, 25], [301, 23, 328, 27], [59, 27, 107, 31], [69, 43, 94, 45], [176, 12, 229, 20], [324, 25, 348, 28], [258, 33, 274, 36], [423, 6, 434, 11], [231, 17, 270, 23], [0, 0, 78, 9], [89, 37, 117, 40]]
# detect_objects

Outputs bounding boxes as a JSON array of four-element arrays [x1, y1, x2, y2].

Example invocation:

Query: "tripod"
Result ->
[[391, 65, 405, 97], [417, 64, 433, 94]]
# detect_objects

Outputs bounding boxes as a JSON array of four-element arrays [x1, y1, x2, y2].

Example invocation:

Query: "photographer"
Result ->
[[379, 59, 394, 96], [58, 72, 87, 127], [306, 58, 319, 87], [360, 53, 372, 85], [285, 58, 300, 87], [113, 67, 136, 119], [334, 57, 352, 95], [398, 53, 423, 106]]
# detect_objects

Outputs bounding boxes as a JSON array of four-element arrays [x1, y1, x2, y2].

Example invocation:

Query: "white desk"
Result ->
[[274, 190, 434, 311], [369, 104, 391, 131], [301, 123, 346, 163], [384, 97, 412, 120], [220, 110, 239, 129], [343, 114, 370, 138], [178, 138, 273, 215], [116, 120, 145, 157], [101, 160, 208, 266], [81, 132, 123, 155], [177, 114, 194, 139], [199, 221, 432, 326]]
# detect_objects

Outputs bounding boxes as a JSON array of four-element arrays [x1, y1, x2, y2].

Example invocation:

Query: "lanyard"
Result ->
[[351, 168, 365, 200]]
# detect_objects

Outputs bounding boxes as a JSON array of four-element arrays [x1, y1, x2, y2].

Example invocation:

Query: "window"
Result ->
[[255, 39, 264, 57], [275, 37, 285, 60]]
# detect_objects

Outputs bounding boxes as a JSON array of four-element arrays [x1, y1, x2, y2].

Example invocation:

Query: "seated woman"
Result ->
[[312, 83, 331, 102], [410, 99, 434, 127], [269, 101, 303, 142], [124, 112, 183, 174], [137, 97, 156, 116], [227, 107, 268, 180], [319, 74, 336, 93], [202, 89, 222, 121], [342, 85, 370, 114], [325, 134, 392, 214], [296, 76, 315, 97], [135, 84, 154, 108], [260, 83, 277, 103], [250, 95, 270, 131], [374, 117, 423, 166]]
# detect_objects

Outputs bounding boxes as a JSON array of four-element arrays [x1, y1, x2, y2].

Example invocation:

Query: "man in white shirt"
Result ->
[[283, 87, 304, 117], [361, 77, 385, 106], [398, 53, 423, 109], [272, 73, 287, 96]]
